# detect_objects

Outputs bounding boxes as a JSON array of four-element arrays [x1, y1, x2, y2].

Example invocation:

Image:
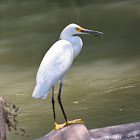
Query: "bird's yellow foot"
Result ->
[[66, 119, 84, 125], [54, 119, 84, 129], [54, 122, 66, 129]]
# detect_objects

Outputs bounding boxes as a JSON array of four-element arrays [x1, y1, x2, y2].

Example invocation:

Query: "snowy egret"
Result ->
[[32, 23, 103, 129]]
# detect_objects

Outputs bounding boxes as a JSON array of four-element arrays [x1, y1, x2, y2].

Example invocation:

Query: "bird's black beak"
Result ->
[[81, 29, 103, 37]]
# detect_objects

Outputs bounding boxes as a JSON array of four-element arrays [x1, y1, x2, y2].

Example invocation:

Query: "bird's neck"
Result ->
[[60, 35, 83, 59]]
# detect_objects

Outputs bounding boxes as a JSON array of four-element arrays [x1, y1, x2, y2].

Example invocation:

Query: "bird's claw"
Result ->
[[54, 119, 84, 129], [66, 119, 84, 124], [54, 122, 65, 129]]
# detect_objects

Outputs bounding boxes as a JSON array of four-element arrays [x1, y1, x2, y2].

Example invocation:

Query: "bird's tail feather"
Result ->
[[32, 82, 49, 99]]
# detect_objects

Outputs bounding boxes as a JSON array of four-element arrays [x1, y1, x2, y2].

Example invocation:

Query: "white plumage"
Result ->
[[32, 24, 84, 99], [32, 23, 103, 100], [32, 40, 73, 99], [32, 23, 103, 129]]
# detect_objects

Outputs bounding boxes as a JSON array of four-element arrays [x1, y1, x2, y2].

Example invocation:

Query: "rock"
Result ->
[[36, 124, 91, 140], [36, 122, 140, 140], [89, 122, 140, 140]]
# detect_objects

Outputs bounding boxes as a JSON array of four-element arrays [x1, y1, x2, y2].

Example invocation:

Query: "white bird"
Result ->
[[32, 23, 103, 129]]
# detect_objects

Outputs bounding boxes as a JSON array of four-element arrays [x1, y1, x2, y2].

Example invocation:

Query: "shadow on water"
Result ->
[[0, 0, 140, 139]]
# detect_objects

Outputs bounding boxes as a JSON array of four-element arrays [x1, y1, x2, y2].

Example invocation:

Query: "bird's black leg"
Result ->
[[55, 82, 84, 129], [52, 86, 56, 125], [58, 83, 68, 122]]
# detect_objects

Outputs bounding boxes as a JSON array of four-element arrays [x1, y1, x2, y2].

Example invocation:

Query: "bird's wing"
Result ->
[[36, 40, 73, 83], [33, 40, 73, 99]]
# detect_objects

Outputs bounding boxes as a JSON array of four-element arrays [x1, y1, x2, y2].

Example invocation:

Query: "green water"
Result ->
[[0, 0, 140, 139]]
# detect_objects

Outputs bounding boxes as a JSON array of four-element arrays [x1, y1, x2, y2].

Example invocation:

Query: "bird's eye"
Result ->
[[76, 28, 83, 32]]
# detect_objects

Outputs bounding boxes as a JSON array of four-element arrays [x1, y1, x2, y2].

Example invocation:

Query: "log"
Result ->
[[36, 122, 140, 140], [0, 97, 6, 140]]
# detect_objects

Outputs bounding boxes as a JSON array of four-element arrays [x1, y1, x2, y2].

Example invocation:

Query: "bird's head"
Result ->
[[60, 23, 103, 40]]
